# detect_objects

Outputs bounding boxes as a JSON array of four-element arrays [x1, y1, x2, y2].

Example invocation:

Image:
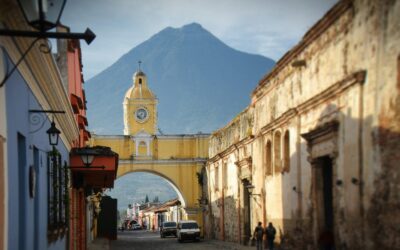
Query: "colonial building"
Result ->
[[0, 6, 88, 250], [205, 0, 400, 249], [0, 1, 118, 249], [90, 68, 209, 227]]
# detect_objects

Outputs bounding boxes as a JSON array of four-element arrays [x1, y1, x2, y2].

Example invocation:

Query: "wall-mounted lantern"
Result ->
[[246, 184, 260, 196], [18, 0, 67, 32], [81, 152, 95, 167], [46, 120, 61, 146], [29, 109, 65, 146]]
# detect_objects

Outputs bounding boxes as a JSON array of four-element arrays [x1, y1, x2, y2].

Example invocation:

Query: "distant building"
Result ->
[[0, 3, 118, 250]]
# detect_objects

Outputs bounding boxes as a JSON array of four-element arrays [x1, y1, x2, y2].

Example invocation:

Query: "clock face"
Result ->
[[135, 108, 149, 122]]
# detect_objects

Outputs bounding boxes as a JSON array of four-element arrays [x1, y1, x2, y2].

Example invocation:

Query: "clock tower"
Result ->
[[123, 67, 158, 136]]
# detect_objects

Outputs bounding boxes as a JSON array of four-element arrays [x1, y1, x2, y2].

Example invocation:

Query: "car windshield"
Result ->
[[181, 222, 198, 229], [163, 222, 176, 227]]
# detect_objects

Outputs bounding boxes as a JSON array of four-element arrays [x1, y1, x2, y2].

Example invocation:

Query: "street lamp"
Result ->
[[80, 152, 95, 167], [18, 0, 67, 32], [46, 119, 61, 146], [0, 0, 95, 43], [0, 0, 96, 87]]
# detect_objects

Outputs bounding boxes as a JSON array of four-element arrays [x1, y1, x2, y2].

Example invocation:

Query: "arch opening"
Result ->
[[112, 170, 187, 208]]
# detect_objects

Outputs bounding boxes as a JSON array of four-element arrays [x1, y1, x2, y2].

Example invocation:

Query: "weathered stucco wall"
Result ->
[[205, 1, 400, 249]]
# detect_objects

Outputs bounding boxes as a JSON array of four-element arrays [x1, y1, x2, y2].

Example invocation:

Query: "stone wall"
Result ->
[[205, 0, 400, 249]]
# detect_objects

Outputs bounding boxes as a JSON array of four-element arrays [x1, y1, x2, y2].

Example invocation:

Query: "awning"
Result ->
[[70, 146, 119, 189]]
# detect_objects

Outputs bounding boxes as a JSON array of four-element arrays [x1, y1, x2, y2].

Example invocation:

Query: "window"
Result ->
[[47, 149, 69, 238], [265, 140, 272, 175], [274, 131, 282, 173], [214, 164, 219, 191], [222, 162, 228, 189], [283, 131, 290, 172]]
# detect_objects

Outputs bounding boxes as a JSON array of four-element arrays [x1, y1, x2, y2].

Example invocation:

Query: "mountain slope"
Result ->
[[85, 23, 274, 134]]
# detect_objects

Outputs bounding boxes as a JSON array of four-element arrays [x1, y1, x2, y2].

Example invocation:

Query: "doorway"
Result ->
[[242, 179, 251, 245], [315, 156, 335, 250]]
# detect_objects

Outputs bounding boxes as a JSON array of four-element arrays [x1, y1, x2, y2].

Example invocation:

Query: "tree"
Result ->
[[145, 194, 149, 203], [153, 196, 159, 203]]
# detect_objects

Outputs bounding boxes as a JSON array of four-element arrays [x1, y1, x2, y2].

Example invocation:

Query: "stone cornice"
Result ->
[[119, 158, 208, 165], [211, 107, 250, 136], [92, 135, 127, 139], [296, 71, 366, 114], [252, 0, 353, 99], [256, 71, 366, 137], [208, 135, 254, 163], [258, 108, 298, 137], [156, 134, 210, 139], [92, 134, 210, 140], [235, 157, 252, 168]]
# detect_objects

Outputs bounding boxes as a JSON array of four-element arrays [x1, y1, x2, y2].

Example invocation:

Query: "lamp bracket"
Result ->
[[0, 28, 95, 88], [1, 38, 40, 88], [28, 109, 65, 134]]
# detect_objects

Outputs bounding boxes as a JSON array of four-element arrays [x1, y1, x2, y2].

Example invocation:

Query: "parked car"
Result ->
[[132, 223, 142, 230], [160, 221, 177, 238], [177, 220, 200, 242]]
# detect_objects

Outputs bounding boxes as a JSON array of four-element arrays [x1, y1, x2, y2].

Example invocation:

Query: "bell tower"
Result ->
[[123, 62, 158, 136]]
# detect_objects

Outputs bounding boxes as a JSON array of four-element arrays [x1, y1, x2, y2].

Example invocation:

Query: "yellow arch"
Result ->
[[116, 159, 206, 222], [90, 134, 209, 222]]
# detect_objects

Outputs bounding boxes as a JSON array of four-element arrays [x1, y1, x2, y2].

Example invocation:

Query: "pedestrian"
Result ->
[[265, 222, 276, 250], [253, 221, 264, 250]]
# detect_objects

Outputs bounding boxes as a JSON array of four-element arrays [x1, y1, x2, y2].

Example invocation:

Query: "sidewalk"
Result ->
[[208, 239, 255, 250], [87, 238, 110, 250]]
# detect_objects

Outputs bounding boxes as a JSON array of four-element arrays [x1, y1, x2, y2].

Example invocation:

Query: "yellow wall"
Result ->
[[127, 102, 157, 135], [90, 134, 209, 211], [90, 135, 209, 160]]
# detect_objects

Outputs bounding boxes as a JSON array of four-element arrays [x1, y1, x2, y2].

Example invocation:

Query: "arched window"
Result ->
[[223, 161, 228, 189], [214, 164, 219, 191], [283, 130, 290, 172], [274, 131, 282, 173], [265, 140, 272, 175], [139, 78, 142, 84]]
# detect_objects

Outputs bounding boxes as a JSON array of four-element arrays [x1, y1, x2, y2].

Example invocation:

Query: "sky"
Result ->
[[61, 0, 338, 80]]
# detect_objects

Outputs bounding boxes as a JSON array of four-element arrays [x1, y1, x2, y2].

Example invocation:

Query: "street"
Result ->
[[109, 230, 254, 250]]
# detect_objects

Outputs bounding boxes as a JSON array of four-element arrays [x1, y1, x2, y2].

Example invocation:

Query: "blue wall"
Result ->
[[5, 57, 69, 250]]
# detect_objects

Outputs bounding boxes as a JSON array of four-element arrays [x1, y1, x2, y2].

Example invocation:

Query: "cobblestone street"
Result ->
[[89, 230, 256, 250]]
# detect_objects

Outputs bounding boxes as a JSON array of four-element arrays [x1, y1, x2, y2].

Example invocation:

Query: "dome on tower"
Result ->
[[124, 69, 155, 100], [134, 70, 146, 77]]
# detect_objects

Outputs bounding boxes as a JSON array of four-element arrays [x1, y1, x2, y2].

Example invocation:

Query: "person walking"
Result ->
[[253, 222, 264, 250], [265, 222, 276, 250]]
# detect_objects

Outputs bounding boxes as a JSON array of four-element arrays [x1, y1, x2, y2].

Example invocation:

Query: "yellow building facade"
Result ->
[[90, 69, 209, 223]]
